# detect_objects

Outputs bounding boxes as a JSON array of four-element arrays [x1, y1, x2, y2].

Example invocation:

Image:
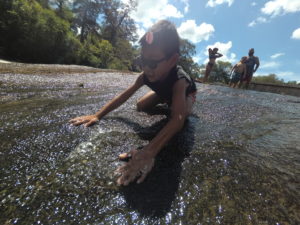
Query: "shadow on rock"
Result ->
[[116, 117, 196, 218]]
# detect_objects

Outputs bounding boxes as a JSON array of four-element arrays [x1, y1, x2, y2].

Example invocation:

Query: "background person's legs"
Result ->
[[245, 74, 253, 89], [203, 64, 212, 82]]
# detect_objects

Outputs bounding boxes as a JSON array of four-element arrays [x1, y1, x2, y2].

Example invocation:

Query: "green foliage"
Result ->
[[286, 81, 299, 85], [72, 0, 102, 43], [213, 61, 232, 83], [178, 39, 201, 79], [109, 39, 136, 70], [252, 74, 284, 84], [0, 0, 205, 73], [79, 34, 113, 68], [0, 0, 80, 63], [202, 61, 232, 84], [52, 0, 74, 22], [101, 0, 137, 46]]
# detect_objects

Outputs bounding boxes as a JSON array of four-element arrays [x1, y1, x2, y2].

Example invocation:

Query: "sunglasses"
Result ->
[[139, 56, 168, 69]]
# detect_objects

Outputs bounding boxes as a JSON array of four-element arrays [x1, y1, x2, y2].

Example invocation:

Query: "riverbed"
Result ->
[[0, 71, 299, 224]]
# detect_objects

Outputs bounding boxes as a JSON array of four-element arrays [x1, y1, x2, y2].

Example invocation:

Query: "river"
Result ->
[[0, 72, 299, 224]]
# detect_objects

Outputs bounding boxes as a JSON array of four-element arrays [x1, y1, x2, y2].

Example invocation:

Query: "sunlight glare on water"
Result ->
[[0, 72, 299, 224]]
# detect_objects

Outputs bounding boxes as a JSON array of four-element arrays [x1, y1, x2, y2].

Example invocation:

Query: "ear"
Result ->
[[168, 53, 179, 67]]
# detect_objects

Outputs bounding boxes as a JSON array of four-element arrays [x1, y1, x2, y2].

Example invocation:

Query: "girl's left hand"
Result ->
[[115, 149, 155, 186]]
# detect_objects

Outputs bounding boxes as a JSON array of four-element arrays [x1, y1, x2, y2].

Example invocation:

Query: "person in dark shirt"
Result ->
[[239, 48, 260, 88], [69, 20, 197, 186], [203, 47, 223, 82]]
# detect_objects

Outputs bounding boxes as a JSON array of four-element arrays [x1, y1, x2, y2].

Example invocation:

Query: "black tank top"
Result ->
[[143, 65, 197, 104]]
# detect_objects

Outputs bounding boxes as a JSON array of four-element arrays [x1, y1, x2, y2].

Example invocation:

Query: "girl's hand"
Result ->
[[116, 149, 155, 185], [69, 115, 99, 127]]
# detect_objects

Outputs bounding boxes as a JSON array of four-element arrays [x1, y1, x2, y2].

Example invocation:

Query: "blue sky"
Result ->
[[123, 0, 300, 82]]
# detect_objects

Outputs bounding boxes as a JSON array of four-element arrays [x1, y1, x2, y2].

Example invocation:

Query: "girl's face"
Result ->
[[141, 45, 177, 82]]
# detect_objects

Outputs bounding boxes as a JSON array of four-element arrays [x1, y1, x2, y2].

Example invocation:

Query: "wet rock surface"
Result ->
[[0, 72, 300, 224]]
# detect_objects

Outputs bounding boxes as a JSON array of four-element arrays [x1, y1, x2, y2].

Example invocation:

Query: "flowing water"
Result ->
[[0, 72, 299, 225]]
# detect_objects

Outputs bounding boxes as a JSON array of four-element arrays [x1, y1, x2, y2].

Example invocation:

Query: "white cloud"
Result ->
[[248, 21, 257, 27], [177, 20, 215, 43], [206, 0, 234, 7], [291, 28, 300, 39], [180, 0, 190, 13], [271, 53, 285, 59], [124, 0, 183, 28], [260, 61, 281, 69], [204, 41, 236, 63], [277, 71, 298, 82], [251, 2, 257, 7], [248, 17, 269, 27], [261, 0, 300, 17], [135, 24, 146, 41], [192, 55, 202, 64]]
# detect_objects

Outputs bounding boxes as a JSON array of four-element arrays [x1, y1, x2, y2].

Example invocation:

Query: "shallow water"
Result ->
[[0, 72, 299, 224]]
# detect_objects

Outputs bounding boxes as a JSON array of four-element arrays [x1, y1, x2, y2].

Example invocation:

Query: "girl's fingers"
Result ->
[[137, 171, 148, 184], [84, 120, 95, 127], [73, 119, 88, 126]]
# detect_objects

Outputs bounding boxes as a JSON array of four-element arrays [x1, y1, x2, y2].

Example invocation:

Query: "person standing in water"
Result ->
[[239, 48, 260, 88], [203, 48, 223, 82]]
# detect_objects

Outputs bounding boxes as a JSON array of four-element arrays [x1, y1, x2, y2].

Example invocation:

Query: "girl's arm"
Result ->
[[231, 64, 237, 73], [116, 79, 190, 185], [143, 79, 189, 157], [69, 73, 144, 127], [216, 53, 223, 58], [94, 74, 144, 120]]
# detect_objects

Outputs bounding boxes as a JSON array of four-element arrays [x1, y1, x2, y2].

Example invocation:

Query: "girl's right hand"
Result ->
[[69, 115, 99, 127]]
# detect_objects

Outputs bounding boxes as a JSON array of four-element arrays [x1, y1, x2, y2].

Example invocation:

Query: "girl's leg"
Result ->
[[204, 64, 212, 82], [136, 91, 162, 112], [184, 92, 196, 117]]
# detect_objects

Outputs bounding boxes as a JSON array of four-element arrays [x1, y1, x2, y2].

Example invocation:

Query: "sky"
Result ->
[[123, 0, 300, 82]]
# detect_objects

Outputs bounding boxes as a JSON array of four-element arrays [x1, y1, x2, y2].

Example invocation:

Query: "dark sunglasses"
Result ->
[[139, 56, 169, 69]]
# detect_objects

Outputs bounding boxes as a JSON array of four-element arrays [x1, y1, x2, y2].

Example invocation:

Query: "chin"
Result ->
[[146, 75, 157, 82]]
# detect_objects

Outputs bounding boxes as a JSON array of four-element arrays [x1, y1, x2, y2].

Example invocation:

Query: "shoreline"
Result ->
[[0, 61, 135, 75], [1, 62, 299, 97]]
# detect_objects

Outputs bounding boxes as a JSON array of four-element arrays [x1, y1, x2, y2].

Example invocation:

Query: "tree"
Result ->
[[51, 0, 74, 22], [36, 0, 50, 8], [72, 0, 103, 43], [79, 33, 114, 68], [252, 74, 284, 84], [109, 39, 136, 70], [199, 60, 232, 83], [178, 39, 201, 79], [286, 81, 298, 85], [100, 0, 137, 46], [211, 61, 232, 83], [0, 0, 81, 63]]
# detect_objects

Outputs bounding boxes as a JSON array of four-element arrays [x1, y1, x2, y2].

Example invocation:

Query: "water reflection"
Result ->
[[0, 72, 299, 224], [118, 117, 195, 217]]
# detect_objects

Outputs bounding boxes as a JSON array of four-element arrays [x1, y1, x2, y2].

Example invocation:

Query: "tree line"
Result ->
[[0, 0, 139, 70], [0, 0, 201, 76], [0, 0, 297, 85]]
